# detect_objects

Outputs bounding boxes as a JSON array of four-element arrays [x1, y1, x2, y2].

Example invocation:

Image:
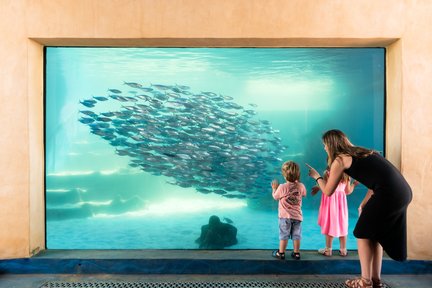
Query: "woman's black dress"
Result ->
[[345, 152, 412, 261]]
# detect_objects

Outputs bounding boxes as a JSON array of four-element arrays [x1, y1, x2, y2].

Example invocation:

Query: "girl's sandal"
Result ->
[[318, 247, 332, 256], [339, 248, 348, 257], [345, 277, 372, 288]]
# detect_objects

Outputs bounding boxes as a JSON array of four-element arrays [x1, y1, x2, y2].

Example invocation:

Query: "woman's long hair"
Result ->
[[322, 129, 374, 165]]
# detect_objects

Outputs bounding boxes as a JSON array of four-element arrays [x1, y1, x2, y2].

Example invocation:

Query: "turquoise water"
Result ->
[[45, 48, 385, 250]]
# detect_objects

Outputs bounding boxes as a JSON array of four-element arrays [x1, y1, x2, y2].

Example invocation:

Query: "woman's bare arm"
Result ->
[[307, 156, 350, 196]]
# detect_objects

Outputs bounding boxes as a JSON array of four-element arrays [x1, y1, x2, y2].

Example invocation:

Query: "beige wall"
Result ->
[[0, 0, 431, 260]]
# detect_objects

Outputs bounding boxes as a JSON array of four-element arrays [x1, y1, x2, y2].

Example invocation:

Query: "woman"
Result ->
[[307, 129, 412, 288]]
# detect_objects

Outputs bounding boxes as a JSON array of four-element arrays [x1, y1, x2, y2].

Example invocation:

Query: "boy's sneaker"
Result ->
[[291, 252, 301, 260], [272, 250, 285, 260]]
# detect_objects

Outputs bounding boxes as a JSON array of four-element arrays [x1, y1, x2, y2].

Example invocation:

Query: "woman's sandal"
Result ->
[[345, 277, 372, 288], [318, 247, 332, 256], [272, 250, 285, 260], [291, 251, 301, 260], [339, 248, 348, 257], [372, 278, 385, 288]]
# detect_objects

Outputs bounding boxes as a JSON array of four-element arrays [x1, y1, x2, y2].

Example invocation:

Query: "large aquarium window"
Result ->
[[45, 47, 385, 249]]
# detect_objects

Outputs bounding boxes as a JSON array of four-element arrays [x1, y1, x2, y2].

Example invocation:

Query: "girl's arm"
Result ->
[[345, 178, 359, 195], [307, 156, 347, 196], [358, 189, 374, 215], [310, 185, 320, 196]]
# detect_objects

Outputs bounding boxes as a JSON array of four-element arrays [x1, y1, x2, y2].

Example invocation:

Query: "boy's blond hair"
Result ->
[[281, 161, 300, 182]]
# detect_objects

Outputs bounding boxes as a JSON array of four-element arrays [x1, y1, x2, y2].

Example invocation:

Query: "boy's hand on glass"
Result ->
[[271, 179, 279, 190]]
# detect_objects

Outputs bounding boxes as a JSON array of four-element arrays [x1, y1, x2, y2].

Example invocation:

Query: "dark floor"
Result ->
[[0, 250, 431, 288], [1, 274, 432, 288]]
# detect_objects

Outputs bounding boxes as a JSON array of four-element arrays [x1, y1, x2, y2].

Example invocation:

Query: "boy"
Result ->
[[271, 161, 306, 260]]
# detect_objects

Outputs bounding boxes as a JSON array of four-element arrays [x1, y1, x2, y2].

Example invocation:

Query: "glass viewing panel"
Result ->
[[45, 48, 385, 249]]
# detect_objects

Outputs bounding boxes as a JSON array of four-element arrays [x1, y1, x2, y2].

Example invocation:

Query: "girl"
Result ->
[[310, 167, 359, 257]]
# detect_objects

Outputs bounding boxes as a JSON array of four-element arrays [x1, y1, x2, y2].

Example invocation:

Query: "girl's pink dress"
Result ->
[[317, 182, 348, 237]]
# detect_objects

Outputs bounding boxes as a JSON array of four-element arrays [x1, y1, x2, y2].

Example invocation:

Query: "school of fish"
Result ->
[[79, 82, 287, 199]]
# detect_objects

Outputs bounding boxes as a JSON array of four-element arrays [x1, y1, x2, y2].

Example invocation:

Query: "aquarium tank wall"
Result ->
[[45, 47, 385, 249]]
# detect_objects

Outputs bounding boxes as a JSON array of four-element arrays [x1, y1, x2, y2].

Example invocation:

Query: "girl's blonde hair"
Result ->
[[322, 129, 373, 165], [281, 161, 300, 182]]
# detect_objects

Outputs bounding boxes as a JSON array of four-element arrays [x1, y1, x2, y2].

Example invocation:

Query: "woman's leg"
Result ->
[[357, 238, 374, 280], [345, 238, 374, 287], [372, 241, 383, 282]]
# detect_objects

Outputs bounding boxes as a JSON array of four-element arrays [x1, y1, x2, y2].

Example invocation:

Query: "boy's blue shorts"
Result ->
[[279, 218, 302, 240]]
